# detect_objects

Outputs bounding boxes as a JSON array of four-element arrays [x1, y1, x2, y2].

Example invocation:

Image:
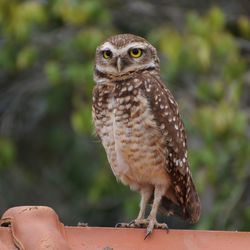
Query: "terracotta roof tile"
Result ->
[[0, 206, 249, 250]]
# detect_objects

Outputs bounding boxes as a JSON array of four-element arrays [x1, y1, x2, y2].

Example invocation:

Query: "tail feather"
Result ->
[[159, 197, 188, 219], [185, 178, 201, 223], [159, 178, 201, 223]]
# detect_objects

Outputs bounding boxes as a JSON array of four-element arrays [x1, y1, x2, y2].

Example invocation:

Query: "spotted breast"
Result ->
[[92, 73, 172, 192]]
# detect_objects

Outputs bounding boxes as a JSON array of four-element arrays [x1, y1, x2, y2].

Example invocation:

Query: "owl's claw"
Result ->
[[115, 222, 135, 228], [145, 220, 169, 240], [116, 219, 168, 239], [115, 222, 124, 227], [129, 219, 149, 228], [115, 219, 148, 228]]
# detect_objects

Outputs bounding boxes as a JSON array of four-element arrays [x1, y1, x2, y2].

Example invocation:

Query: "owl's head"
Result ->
[[94, 34, 160, 83]]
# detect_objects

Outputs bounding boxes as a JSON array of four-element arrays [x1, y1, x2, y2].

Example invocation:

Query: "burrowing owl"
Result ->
[[92, 34, 201, 238]]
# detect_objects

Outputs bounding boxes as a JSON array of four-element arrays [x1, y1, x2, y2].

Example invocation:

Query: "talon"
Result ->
[[145, 227, 152, 240], [155, 222, 169, 232], [115, 222, 135, 228], [128, 220, 135, 226], [144, 219, 169, 239], [145, 219, 154, 239], [160, 223, 169, 233], [115, 223, 124, 228], [134, 219, 149, 228]]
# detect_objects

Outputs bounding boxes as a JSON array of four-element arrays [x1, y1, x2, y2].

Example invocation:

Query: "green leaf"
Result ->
[[0, 138, 16, 170], [45, 61, 61, 85], [71, 105, 93, 134], [16, 46, 37, 70]]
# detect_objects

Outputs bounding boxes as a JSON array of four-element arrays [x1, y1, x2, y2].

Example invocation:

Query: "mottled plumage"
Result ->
[[92, 34, 200, 237]]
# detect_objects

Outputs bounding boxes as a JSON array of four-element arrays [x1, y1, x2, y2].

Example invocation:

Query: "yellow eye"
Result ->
[[103, 50, 112, 59], [129, 48, 142, 58]]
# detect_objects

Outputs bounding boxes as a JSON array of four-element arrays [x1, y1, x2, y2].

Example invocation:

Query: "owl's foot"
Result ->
[[145, 219, 169, 239], [115, 222, 134, 228], [128, 219, 149, 228], [116, 219, 168, 238], [115, 219, 148, 228]]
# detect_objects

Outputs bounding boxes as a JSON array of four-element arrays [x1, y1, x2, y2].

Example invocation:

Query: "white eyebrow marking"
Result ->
[[100, 42, 148, 56]]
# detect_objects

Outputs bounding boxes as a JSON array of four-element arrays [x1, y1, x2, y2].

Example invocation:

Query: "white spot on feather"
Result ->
[[125, 96, 130, 102], [128, 85, 133, 91]]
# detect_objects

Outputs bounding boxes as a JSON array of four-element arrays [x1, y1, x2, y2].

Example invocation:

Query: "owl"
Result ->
[[92, 34, 201, 238]]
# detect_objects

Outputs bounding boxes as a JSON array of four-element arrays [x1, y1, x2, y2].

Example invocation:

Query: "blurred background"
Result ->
[[0, 0, 250, 231]]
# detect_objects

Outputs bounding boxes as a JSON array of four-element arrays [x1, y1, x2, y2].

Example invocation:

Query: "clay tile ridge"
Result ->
[[0, 206, 249, 250]]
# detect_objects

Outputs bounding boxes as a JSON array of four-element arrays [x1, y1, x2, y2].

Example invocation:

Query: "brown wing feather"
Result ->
[[142, 72, 201, 223]]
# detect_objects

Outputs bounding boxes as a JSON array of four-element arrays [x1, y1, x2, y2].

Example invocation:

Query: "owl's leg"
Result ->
[[129, 186, 153, 227], [145, 185, 168, 239], [115, 187, 152, 228]]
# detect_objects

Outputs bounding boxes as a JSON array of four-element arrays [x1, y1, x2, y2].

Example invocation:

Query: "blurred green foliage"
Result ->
[[0, 0, 249, 231]]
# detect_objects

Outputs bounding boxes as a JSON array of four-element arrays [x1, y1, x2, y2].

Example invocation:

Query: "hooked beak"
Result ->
[[117, 57, 122, 73]]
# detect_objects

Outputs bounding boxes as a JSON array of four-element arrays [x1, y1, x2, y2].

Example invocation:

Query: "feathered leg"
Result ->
[[145, 185, 168, 239], [137, 187, 153, 219], [116, 187, 152, 228], [129, 186, 153, 226], [116, 185, 168, 238]]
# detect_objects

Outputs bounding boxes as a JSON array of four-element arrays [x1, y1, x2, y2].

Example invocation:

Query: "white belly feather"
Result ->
[[98, 91, 171, 191]]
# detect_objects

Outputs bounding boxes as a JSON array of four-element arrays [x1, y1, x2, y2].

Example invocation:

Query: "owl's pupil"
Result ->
[[106, 50, 111, 56], [132, 49, 139, 54], [103, 50, 112, 58]]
